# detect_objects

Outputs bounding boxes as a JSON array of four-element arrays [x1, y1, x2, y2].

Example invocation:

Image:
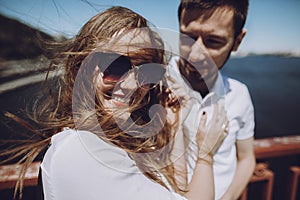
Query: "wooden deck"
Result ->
[[0, 161, 40, 189], [254, 135, 300, 159]]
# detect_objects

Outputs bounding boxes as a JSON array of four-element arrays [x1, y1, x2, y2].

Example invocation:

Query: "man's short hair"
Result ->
[[178, 0, 249, 38]]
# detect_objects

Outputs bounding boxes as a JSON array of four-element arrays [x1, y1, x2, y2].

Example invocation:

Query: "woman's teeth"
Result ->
[[113, 96, 130, 104]]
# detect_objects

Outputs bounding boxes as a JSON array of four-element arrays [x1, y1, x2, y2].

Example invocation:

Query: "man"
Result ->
[[167, 0, 256, 199]]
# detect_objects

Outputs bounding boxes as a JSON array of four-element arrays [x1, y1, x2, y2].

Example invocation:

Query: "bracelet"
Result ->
[[196, 153, 213, 165]]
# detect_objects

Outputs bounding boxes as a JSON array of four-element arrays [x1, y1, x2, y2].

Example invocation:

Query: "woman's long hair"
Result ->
[[1, 6, 182, 198]]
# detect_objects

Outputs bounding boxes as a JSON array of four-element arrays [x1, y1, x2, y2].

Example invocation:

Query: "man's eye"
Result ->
[[205, 39, 225, 48]]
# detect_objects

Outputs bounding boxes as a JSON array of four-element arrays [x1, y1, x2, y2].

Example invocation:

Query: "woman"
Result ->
[[1, 6, 227, 200]]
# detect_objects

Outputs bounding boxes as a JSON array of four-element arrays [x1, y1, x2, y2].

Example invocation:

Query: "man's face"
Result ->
[[179, 7, 244, 93]]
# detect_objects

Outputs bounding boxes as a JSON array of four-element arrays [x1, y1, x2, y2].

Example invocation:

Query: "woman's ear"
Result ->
[[232, 29, 247, 52]]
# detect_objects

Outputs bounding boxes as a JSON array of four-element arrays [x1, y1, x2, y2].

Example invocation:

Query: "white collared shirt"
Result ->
[[167, 56, 255, 199]]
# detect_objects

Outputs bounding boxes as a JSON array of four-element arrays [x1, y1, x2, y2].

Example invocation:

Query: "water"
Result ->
[[222, 56, 300, 200], [222, 55, 300, 139]]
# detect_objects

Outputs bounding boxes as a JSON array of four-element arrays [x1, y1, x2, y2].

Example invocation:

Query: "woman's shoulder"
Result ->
[[50, 128, 77, 146], [49, 128, 110, 147], [42, 129, 86, 166], [49, 128, 128, 157], [44, 128, 136, 172]]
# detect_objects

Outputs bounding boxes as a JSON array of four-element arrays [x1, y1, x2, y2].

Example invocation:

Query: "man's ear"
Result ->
[[232, 28, 247, 52]]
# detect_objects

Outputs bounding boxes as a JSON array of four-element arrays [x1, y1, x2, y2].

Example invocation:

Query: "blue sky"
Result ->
[[1, 0, 300, 54]]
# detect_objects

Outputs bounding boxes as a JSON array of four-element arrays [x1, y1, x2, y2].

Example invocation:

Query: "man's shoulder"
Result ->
[[221, 75, 253, 108], [222, 75, 249, 93]]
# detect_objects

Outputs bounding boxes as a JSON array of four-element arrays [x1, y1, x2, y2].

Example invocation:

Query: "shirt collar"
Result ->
[[167, 56, 228, 104], [187, 71, 227, 104]]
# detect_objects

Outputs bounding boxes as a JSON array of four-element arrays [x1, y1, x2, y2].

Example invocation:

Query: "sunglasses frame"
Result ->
[[96, 52, 166, 89]]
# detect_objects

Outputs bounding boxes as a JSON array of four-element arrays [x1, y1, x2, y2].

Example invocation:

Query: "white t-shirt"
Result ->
[[41, 129, 187, 200], [167, 56, 255, 200]]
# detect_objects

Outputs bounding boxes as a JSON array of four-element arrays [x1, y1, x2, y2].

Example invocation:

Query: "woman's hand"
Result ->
[[196, 103, 228, 164]]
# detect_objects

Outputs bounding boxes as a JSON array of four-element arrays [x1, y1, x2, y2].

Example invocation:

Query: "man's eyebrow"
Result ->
[[179, 30, 191, 35], [179, 31, 197, 38]]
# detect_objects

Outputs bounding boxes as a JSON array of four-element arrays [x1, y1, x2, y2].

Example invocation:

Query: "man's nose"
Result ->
[[188, 38, 208, 63], [120, 71, 138, 90]]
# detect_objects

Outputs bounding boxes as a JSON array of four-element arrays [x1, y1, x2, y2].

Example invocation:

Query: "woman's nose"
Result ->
[[188, 38, 208, 63], [119, 71, 138, 90]]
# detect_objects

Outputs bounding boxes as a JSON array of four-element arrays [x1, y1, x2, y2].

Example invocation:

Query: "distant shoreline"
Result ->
[[231, 52, 300, 58]]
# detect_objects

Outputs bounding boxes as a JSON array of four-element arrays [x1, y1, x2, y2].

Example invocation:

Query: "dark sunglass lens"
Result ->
[[137, 63, 166, 85], [99, 53, 132, 81]]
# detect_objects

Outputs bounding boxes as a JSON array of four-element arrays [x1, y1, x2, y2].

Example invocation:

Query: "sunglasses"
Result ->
[[90, 52, 166, 89]]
